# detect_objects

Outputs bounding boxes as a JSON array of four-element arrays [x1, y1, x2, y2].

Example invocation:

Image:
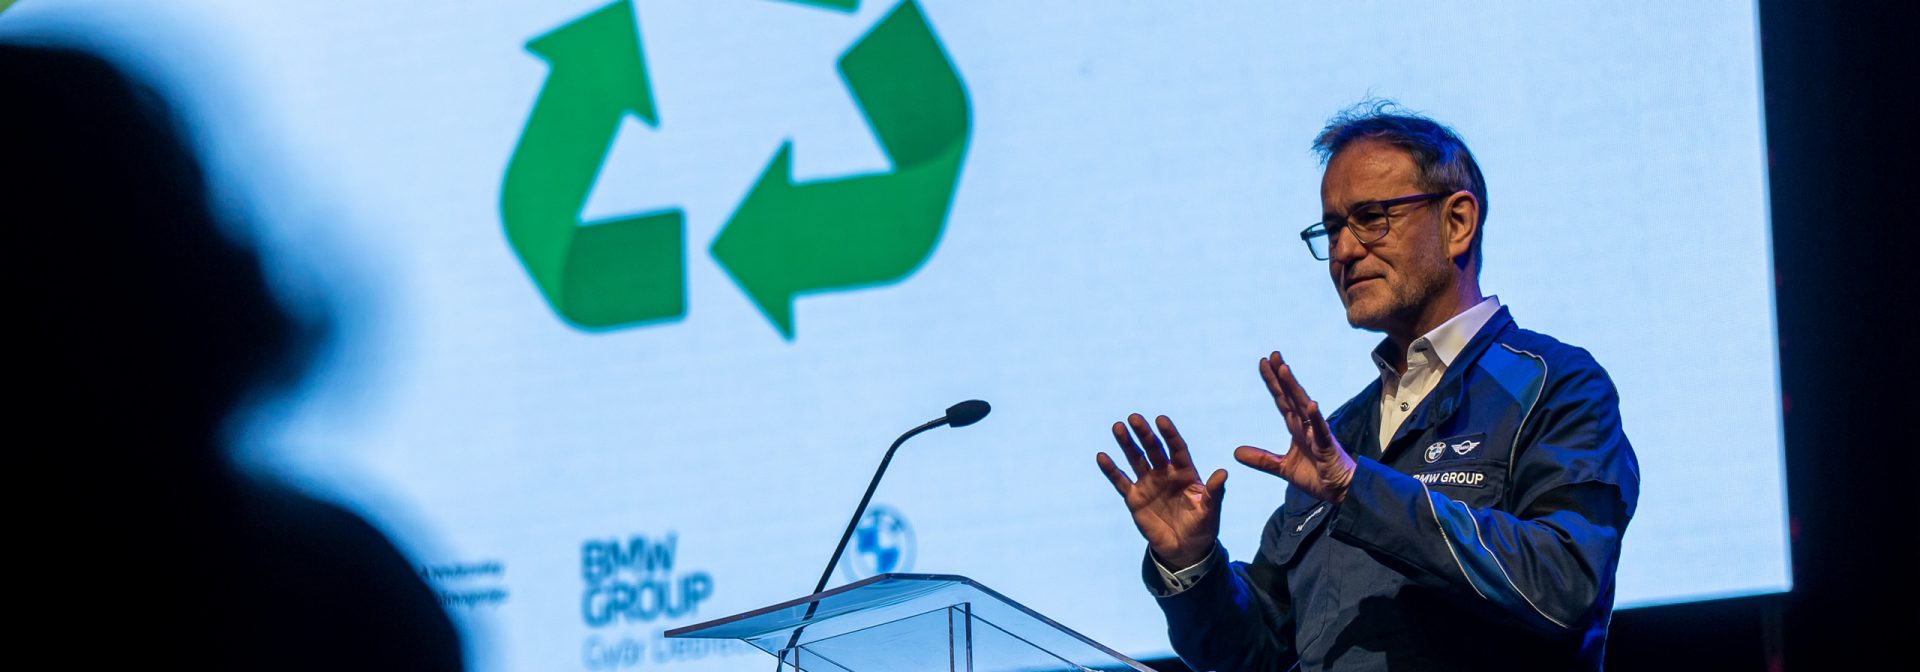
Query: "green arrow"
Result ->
[[783, 0, 859, 12], [500, 0, 685, 330], [711, 0, 970, 339]]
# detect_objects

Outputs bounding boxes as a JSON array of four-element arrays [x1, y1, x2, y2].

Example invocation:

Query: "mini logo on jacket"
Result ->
[[1422, 432, 1488, 464]]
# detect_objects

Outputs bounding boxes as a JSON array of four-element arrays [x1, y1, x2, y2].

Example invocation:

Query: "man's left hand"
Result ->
[[1234, 351, 1357, 503]]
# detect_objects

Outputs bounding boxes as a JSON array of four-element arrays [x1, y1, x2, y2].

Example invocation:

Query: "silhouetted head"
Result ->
[[3, 43, 460, 669], [2, 43, 308, 462]]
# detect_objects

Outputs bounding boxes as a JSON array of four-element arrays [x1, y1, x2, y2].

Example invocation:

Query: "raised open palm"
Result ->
[[1233, 352, 1356, 502], [1096, 413, 1227, 569]]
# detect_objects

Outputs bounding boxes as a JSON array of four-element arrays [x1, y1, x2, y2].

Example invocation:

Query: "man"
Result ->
[[1095, 102, 1639, 671]]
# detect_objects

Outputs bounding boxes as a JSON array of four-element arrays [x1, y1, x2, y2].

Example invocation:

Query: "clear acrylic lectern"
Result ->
[[664, 573, 1153, 672]]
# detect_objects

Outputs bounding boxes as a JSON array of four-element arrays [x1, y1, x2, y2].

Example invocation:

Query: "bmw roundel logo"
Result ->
[[1424, 441, 1447, 463], [843, 504, 915, 581]]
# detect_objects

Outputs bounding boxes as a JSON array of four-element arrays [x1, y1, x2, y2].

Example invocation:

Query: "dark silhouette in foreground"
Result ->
[[2, 42, 462, 669]]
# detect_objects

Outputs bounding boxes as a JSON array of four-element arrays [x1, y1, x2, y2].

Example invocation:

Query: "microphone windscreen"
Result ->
[[945, 399, 991, 428]]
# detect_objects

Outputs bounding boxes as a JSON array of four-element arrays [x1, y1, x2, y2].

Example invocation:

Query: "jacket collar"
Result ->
[[1382, 305, 1514, 460], [1327, 307, 1518, 460], [1369, 296, 1503, 378], [1351, 306, 1516, 462], [1332, 378, 1386, 458]]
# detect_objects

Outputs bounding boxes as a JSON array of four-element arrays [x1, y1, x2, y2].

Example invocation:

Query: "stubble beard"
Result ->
[[1343, 258, 1452, 337]]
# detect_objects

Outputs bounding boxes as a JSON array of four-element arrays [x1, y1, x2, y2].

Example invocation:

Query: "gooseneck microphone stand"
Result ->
[[774, 400, 990, 671]]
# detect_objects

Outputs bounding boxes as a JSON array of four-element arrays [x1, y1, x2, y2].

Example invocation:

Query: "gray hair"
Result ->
[[1312, 99, 1488, 268]]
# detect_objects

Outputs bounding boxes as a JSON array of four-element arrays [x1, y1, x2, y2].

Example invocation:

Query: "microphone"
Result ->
[[944, 399, 991, 428], [774, 400, 991, 670]]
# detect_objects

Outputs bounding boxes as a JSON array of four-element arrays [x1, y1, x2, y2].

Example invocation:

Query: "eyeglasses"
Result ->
[[1299, 192, 1452, 261]]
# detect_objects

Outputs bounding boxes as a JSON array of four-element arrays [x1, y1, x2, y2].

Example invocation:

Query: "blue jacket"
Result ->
[[1152, 308, 1640, 671]]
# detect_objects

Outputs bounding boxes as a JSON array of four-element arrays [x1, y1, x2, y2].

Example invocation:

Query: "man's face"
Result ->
[[1319, 139, 1455, 335]]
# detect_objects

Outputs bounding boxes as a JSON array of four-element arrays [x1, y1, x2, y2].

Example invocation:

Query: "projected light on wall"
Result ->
[[3, 1, 1783, 669]]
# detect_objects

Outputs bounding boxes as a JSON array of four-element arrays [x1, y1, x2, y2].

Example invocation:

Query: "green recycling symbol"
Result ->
[[499, 0, 970, 338]]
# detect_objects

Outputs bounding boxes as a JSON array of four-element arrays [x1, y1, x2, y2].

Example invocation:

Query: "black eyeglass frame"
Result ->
[[1299, 191, 1455, 261]]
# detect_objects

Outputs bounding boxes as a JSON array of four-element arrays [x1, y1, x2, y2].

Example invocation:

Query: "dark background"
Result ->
[[1148, 2, 1911, 669]]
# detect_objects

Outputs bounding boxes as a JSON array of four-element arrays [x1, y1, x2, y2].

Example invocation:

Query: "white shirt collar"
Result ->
[[1371, 296, 1503, 377]]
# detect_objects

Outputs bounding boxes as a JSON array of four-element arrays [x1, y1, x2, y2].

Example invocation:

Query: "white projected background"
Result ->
[[4, 0, 1783, 669]]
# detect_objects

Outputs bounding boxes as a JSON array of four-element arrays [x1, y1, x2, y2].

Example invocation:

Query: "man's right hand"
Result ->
[[1096, 413, 1228, 569]]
